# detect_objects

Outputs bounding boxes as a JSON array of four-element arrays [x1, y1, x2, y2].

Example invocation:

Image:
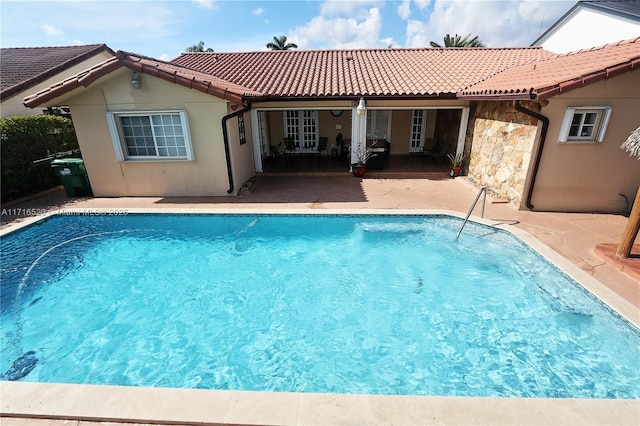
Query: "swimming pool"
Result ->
[[1, 213, 639, 399]]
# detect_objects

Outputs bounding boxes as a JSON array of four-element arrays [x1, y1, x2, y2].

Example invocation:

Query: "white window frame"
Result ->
[[283, 110, 318, 153], [558, 106, 612, 143], [409, 109, 427, 152], [106, 110, 194, 161], [366, 110, 392, 140]]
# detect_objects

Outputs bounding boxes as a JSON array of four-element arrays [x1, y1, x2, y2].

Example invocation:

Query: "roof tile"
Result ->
[[24, 51, 261, 107], [1, 44, 114, 99], [171, 48, 553, 99], [460, 38, 640, 100]]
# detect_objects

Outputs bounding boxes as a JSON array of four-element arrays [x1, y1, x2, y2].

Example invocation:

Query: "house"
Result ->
[[23, 38, 639, 213], [531, 0, 640, 53], [1, 44, 115, 117]]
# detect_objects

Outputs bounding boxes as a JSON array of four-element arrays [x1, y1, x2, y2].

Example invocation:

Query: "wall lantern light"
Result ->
[[356, 97, 366, 115], [131, 72, 142, 89]]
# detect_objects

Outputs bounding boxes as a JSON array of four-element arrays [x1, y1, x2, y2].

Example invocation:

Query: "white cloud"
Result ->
[[397, 0, 411, 20], [380, 37, 396, 48], [252, 7, 265, 16], [413, 0, 431, 11], [320, 0, 384, 19], [42, 24, 64, 37], [192, 0, 214, 10], [289, 7, 385, 49], [405, 0, 571, 48]]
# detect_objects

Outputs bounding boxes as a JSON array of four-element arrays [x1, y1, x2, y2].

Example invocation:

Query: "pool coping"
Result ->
[[2, 208, 639, 425]]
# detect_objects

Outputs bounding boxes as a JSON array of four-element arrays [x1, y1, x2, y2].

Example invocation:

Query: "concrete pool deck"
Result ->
[[1, 175, 639, 425]]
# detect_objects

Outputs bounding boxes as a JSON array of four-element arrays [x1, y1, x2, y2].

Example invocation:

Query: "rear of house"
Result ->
[[23, 39, 639, 213]]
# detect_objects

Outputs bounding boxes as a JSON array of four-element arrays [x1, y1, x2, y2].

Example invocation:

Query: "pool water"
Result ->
[[1, 214, 639, 398]]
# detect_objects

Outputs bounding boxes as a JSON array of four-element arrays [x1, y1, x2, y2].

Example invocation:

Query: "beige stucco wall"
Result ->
[[532, 70, 640, 212], [1, 51, 114, 117], [468, 71, 640, 213], [467, 101, 540, 206], [65, 69, 248, 197]]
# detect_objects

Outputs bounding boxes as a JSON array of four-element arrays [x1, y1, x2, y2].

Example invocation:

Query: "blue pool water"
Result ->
[[1, 214, 639, 398]]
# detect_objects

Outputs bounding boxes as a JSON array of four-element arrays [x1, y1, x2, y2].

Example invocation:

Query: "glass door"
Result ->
[[409, 109, 426, 153], [284, 110, 318, 153]]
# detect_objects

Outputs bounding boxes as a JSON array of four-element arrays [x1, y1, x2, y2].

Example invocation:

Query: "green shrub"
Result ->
[[1, 115, 80, 203]]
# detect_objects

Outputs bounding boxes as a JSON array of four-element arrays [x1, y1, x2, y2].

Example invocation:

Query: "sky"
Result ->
[[1, 0, 575, 61]]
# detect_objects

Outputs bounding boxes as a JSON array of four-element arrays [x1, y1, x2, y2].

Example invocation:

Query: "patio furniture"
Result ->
[[270, 142, 285, 158], [318, 137, 328, 156], [367, 141, 388, 170], [284, 137, 296, 158]]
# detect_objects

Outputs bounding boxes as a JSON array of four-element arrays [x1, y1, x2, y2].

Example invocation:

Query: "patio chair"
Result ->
[[284, 137, 297, 158], [428, 139, 450, 164], [317, 137, 328, 156], [270, 142, 285, 159]]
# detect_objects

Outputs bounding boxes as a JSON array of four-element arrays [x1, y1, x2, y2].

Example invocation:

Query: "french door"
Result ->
[[284, 110, 318, 153], [409, 109, 426, 153], [257, 111, 269, 158]]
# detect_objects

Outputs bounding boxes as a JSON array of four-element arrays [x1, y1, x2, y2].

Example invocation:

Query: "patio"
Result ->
[[260, 153, 451, 177]]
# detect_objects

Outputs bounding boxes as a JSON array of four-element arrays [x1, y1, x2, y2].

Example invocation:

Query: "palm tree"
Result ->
[[266, 35, 298, 51], [185, 41, 214, 52], [430, 34, 484, 48]]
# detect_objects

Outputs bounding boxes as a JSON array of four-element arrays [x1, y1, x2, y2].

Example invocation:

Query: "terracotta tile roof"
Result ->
[[23, 51, 261, 107], [171, 48, 553, 99], [1, 44, 114, 99], [460, 38, 640, 100]]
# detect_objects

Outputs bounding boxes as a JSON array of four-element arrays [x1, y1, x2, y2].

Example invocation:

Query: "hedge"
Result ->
[[1, 115, 80, 203]]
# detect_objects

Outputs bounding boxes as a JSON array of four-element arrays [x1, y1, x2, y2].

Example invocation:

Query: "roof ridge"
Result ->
[[550, 36, 640, 57], [0, 43, 109, 51], [176, 46, 549, 56], [119, 50, 247, 80]]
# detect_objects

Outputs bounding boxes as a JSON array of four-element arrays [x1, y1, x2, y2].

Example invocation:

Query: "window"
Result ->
[[238, 115, 247, 145], [558, 107, 612, 143], [366, 110, 392, 140], [106, 111, 194, 161]]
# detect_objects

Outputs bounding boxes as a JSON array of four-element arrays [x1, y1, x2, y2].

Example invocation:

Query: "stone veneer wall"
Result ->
[[467, 101, 540, 206]]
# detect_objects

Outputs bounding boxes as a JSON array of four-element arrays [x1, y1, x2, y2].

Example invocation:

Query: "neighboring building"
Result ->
[[23, 38, 640, 214], [0, 44, 115, 117], [532, 0, 640, 53]]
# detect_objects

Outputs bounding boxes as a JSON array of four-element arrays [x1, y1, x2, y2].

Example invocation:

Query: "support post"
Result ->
[[616, 186, 640, 258]]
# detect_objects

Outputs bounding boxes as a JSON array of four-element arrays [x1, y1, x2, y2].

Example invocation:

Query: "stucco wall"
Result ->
[[66, 69, 244, 197], [227, 106, 255, 192], [467, 101, 539, 206], [2, 52, 114, 117], [532, 70, 640, 213], [468, 71, 640, 213]]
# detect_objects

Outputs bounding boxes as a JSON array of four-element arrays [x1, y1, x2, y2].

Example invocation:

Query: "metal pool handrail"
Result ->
[[456, 187, 487, 240]]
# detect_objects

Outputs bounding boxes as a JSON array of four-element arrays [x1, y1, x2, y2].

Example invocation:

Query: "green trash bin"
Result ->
[[51, 158, 92, 197]]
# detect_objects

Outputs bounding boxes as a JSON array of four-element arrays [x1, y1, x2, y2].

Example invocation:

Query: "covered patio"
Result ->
[[260, 152, 452, 177]]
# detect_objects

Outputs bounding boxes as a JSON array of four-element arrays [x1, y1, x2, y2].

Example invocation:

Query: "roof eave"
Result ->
[[457, 93, 535, 101], [116, 53, 246, 104], [536, 59, 640, 101], [243, 93, 457, 102], [24, 51, 250, 108]]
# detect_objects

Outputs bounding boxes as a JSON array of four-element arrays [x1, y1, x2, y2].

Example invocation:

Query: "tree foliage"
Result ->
[[266, 35, 298, 51], [0, 115, 80, 202], [430, 34, 484, 48], [185, 41, 214, 52]]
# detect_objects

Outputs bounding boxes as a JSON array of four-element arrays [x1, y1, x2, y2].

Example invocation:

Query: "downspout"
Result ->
[[221, 103, 251, 194], [514, 100, 549, 210]]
